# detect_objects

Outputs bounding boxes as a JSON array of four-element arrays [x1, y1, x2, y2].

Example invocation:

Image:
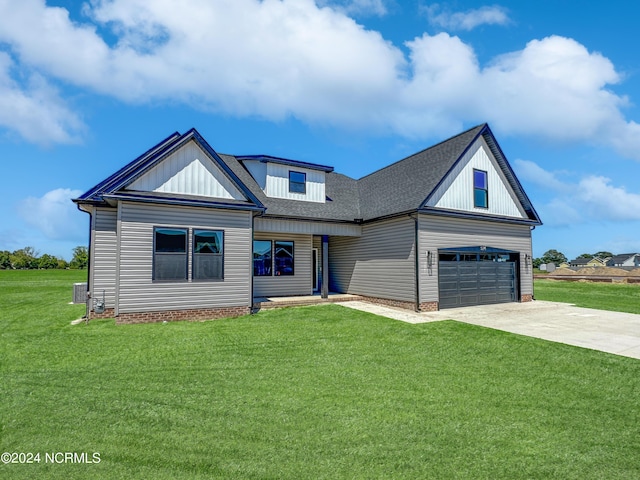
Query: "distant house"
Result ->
[[607, 254, 640, 268], [569, 257, 606, 268], [73, 124, 542, 324]]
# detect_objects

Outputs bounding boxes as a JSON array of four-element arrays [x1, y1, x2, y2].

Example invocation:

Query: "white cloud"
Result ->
[[0, 52, 84, 145], [0, 1, 639, 162], [318, 0, 388, 17], [513, 159, 567, 191], [423, 4, 510, 31], [576, 176, 640, 220], [17, 188, 85, 241], [516, 160, 640, 226]]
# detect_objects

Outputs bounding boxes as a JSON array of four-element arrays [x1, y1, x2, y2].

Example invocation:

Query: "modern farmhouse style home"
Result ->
[[74, 124, 542, 323]]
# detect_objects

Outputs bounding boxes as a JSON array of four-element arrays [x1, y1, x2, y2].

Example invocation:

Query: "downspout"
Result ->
[[75, 203, 92, 320], [411, 214, 420, 312]]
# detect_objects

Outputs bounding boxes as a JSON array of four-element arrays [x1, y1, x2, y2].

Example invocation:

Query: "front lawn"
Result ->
[[534, 278, 640, 314], [1, 270, 639, 479]]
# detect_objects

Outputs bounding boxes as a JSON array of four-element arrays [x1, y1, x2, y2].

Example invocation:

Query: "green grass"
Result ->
[[535, 278, 640, 314], [1, 270, 640, 479]]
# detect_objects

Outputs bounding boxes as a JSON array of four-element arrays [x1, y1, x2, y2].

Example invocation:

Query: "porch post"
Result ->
[[321, 235, 329, 299]]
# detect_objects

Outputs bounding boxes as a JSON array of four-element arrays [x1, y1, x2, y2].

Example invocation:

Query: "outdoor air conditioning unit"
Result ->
[[72, 282, 88, 304]]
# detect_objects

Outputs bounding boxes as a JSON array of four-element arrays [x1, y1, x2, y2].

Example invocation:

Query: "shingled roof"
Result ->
[[221, 154, 361, 222], [75, 124, 541, 226], [357, 124, 485, 220]]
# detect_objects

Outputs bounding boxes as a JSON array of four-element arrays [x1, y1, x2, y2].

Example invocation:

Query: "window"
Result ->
[[473, 169, 488, 208], [289, 171, 306, 194], [154, 228, 188, 281], [253, 239, 295, 276], [253, 240, 272, 276], [193, 230, 224, 280], [274, 241, 294, 276]]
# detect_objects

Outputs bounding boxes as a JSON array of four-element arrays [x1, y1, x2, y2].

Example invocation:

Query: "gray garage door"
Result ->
[[438, 260, 517, 309]]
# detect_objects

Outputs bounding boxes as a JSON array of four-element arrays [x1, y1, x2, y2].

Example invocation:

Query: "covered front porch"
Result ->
[[253, 216, 362, 300]]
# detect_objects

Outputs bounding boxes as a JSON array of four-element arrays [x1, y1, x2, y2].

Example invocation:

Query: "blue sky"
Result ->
[[1, 0, 639, 261]]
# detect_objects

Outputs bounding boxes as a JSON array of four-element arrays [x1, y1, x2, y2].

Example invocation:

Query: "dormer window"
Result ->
[[473, 169, 488, 208], [289, 171, 306, 194]]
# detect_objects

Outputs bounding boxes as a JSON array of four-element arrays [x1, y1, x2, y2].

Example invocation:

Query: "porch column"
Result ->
[[321, 235, 329, 299]]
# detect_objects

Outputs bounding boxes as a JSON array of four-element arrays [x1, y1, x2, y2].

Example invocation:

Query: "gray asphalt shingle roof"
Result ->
[[220, 154, 361, 222], [357, 124, 485, 220], [76, 124, 541, 226]]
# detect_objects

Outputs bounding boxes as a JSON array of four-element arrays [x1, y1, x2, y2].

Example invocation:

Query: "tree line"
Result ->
[[0, 246, 88, 270], [533, 249, 615, 268]]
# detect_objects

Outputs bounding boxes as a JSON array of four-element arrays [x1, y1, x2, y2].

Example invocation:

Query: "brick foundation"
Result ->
[[521, 294, 533, 302], [356, 296, 418, 311], [354, 296, 441, 312], [115, 306, 251, 325], [88, 308, 115, 320], [418, 301, 439, 312]]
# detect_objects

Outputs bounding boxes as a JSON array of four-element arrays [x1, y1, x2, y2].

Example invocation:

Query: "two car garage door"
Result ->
[[438, 247, 518, 309]]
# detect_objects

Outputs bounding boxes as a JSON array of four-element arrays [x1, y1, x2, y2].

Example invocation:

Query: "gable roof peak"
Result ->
[[358, 124, 486, 182], [74, 127, 263, 209]]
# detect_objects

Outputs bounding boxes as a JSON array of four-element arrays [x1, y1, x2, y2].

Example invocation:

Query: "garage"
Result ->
[[438, 247, 519, 309]]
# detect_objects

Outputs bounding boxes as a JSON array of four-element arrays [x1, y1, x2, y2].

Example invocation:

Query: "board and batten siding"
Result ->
[[418, 214, 533, 304], [329, 216, 415, 302], [425, 137, 527, 219], [265, 163, 325, 203], [91, 207, 117, 310], [253, 232, 312, 297], [117, 201, 252, 314], [126, 140, 245, 200]]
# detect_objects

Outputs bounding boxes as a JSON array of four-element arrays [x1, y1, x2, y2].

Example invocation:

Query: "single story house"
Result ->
[[74, 124, 542, 323], [569, 256, 607, 268], [607, 254, 640, 268]]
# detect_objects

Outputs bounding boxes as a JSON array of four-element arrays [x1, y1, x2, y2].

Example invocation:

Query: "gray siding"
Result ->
[[91, 207, 118, 310], [329, 216, 415, 302], [254, 217, 361, 236], [418, 214, 533, 303], [253, 232, 312, 297], [117, 202, 252, 313]]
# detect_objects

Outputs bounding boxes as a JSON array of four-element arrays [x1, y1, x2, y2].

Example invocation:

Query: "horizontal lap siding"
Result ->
[[329, 216, 415, 302], [418, 214, 533, 303], [92, 207, 117, 309], [254, 217, 361, 236], [253, 233, 312, 297], [118, 202, 252, 313]]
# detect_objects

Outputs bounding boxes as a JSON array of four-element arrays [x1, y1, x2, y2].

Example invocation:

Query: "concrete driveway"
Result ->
[[338, 300, 640, 359]]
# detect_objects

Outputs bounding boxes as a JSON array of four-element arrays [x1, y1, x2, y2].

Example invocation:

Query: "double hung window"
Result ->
[[253, 240, 295, 276], [154, 228, 188, 281], [289, 171, 306, 194], [193, 230, 224, 280], [153, 227, 224, 281], [473, 169, 488, 208]]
